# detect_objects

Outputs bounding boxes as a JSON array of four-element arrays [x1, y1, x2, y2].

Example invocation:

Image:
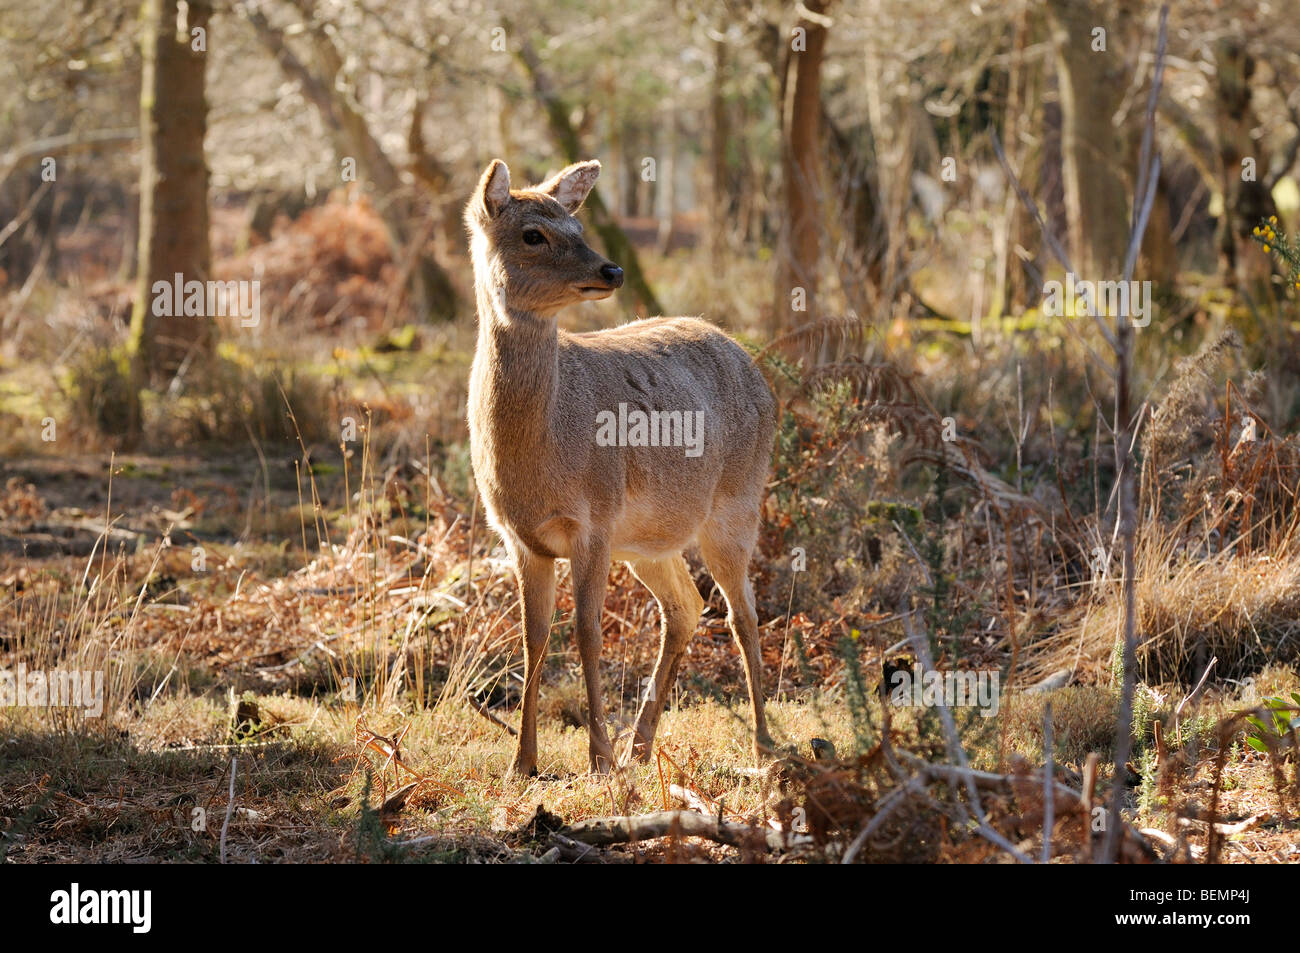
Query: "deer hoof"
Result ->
[[507, 760, 538, 780]]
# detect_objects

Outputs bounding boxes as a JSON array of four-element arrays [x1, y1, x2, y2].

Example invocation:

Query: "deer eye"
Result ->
[[522, 229, 547, 245]]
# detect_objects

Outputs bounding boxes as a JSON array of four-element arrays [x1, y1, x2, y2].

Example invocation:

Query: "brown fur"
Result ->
[[465, 158, 776, 775]]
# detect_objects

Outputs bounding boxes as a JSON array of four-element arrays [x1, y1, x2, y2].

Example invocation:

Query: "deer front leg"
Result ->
[[571, 539, 616, 773], [509, 549, 555, 778]]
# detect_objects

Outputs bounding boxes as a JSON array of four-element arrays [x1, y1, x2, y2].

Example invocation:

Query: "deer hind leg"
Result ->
[[509, 548, 555, 778], [571, 538, 617, 773], [625, 554, 705, 765], [700, 513, 771, 762]]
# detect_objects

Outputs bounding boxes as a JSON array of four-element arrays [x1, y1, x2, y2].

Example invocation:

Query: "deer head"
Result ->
[[465, 159, 624, 316]]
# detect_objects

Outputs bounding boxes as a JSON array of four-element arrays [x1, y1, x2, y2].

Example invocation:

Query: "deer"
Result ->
[[465, 158, 776, 777]]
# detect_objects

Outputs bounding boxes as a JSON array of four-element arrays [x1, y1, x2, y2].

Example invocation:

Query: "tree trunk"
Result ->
[[991, 8, 1030, 318], [1214, 38, 1277, 290], [863, 0, 911, 326], [1138, 178, 1177, 287], [776, 0, 833, 360], [1046, 0, 1131, 279], [709, 34, 732, 269], [655, 105, 678, 255], [128, 0, 213, 391], [824, 110, 883, 323], [1121, 8, 1176, 287]]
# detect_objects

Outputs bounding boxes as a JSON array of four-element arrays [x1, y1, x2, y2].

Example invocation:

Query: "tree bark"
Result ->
[[823, 110, 883, 323], [655, 104, 678, 256], [1214, 38, 1277, 290], [709, 34, 732, 269], [991, 8, 1029, 318], [775, 0, 833, 359], [1046, 0, 1131, 279], [1122, 9, 1176, 286], [862, 0, 912, 329], [128, 0, 213, 390]]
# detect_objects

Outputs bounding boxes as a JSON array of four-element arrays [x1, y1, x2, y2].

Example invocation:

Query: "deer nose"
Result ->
[[600, 264, 624, 287]]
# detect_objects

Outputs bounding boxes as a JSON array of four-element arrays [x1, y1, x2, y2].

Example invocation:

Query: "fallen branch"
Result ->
[[560, 810, 798, 851], [1141, 827, 1204, 861], [546, 830, 630, 864], [1178, 811, 1260, 836]]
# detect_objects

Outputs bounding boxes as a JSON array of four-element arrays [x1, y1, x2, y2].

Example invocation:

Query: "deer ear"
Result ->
[[473, 159, 511, 220], [537, 160, 600, 213]]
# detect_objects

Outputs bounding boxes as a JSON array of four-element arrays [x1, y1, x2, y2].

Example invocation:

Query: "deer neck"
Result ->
[[470, 277, 559, 457]]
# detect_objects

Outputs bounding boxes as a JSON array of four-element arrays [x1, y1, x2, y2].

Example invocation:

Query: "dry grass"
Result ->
[[0, 688, 862, 863], [1027, 334, 1300, 686], [1029, 546, 1300, 686]]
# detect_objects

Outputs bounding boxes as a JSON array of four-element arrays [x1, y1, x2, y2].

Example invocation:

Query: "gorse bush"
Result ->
[[1252, 215, 1300, 289]]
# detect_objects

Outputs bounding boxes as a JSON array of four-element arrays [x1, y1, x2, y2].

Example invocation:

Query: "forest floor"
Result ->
[[1, 451, 1297, 864]]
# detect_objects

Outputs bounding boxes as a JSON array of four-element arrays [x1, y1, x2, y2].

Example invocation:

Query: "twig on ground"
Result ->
[[219, 757, 236, 865], [1175, 656, 1218, 723], [466, 691, 518, 736], [1042, 701, 1054, 863], [841, 774, 925, 864]]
